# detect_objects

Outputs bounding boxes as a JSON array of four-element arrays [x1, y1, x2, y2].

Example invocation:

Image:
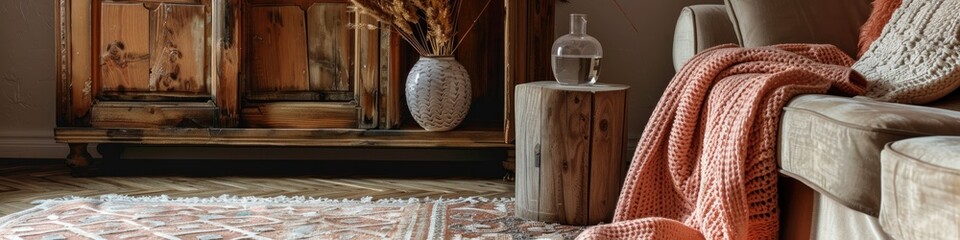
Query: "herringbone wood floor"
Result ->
[[0, 158, 514, 216]]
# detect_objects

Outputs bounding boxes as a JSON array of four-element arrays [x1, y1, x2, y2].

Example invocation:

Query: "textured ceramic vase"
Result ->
[[405, 57, 472, 131]]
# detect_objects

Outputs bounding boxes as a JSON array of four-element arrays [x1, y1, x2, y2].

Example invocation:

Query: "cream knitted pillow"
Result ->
[[853, 0, 960, 104]]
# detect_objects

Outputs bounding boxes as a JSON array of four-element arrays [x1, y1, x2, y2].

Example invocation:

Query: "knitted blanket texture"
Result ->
[[577, 44, 866, 239]]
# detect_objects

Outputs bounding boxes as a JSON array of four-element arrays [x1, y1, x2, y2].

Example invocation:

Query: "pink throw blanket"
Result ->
[[577, 44, 866, 239]]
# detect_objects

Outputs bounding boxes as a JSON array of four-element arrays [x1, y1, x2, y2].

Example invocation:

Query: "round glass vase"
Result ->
[[551, 14, 603, 85]]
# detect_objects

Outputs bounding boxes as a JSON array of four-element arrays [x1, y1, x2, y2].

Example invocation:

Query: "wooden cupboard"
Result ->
[[55, 0, 556, 175]]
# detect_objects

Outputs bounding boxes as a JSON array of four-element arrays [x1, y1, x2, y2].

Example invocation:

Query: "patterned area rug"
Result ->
[[0, 195, 582, 239]]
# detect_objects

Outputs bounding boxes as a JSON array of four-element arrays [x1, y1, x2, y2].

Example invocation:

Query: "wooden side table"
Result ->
[[514, 81, 629, 226]]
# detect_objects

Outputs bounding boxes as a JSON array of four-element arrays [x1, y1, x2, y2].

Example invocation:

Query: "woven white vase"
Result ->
[[405, 57, 471, 131]]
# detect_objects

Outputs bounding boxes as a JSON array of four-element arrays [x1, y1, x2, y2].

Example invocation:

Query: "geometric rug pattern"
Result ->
[[0, 195, 583, 239]]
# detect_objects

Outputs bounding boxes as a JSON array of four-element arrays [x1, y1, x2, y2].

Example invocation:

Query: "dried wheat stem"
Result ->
[[351, 0, 493, 57]]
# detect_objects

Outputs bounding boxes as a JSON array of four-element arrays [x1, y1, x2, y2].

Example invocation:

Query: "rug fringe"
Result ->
[[32, 194, 514, 205]]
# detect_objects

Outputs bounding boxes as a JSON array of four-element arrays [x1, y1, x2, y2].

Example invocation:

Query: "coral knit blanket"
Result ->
[[577, 44, 866, 239]]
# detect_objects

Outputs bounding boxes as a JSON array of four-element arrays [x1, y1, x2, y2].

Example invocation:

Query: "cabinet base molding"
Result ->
[[55, 127, 511, 148]]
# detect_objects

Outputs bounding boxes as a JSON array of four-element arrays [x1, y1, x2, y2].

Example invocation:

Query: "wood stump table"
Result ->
[[514, 81, 629, 226]]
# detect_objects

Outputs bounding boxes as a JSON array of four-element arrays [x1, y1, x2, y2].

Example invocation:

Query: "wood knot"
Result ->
[[105, 41, 125, 61], [166, 49, 182, 63], [599, 119, 609, 131]]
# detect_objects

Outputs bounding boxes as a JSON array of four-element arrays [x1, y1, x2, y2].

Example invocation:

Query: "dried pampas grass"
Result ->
[[350, 0, 492, 57]]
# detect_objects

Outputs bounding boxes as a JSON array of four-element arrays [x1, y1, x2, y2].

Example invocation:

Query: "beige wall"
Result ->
[[0, 0, 65, 158], [556, 0, 723, 142], [0, 0, 723, 159]]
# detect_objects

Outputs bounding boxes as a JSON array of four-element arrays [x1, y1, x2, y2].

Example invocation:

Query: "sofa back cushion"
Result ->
[[724, 0, 872, 58]]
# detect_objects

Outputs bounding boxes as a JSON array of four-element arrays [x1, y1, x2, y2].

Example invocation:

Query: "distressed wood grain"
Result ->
[[57, 0, 70, 126], [454, 0, 504, 121], [97, 92, 211, 101], [55, 127, 511, 148], [242, 102, 357, 128], [356, 14, 378, 129], [248, 6, 309, 92], [504, 0, 555, 143], [307, 3, 352, 93], [514, 82, 629, 225], [540, 89, 591, 225], [587, 89, 626, 224], [100, 3, 151, 92], [214, 0, 241, 127], [244, 91, 353, 102], [65, 0, 96, 125], [149, 4, 207, 93], [379, 29, 400, 129], [514, 83, 543, 221], [104, 0, 200, 3], [91, 101, 218, 128]]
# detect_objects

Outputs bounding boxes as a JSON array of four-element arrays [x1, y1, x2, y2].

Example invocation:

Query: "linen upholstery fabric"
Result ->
[[724, 0, 871, 58], [576, 44, 865, 239], [672, 5, 738, 71], [853, 0, 960, 104], [880, 136, 960, 240], [858, 0, 903, 57], [779, 94, 960, 216], [810, 192, 891, 240]]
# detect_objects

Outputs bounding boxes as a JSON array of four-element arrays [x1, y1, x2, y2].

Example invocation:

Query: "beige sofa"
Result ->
[[673, 4, 960, 240]]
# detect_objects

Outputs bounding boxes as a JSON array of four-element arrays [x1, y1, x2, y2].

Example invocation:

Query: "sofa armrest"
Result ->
[[673, 4, 739, 71]]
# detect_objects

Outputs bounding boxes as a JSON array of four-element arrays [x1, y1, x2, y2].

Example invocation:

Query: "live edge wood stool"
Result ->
[[514, 81, 629, 225]]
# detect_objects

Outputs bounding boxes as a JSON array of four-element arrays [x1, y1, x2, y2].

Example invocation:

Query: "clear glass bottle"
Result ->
[[552, 13, 603, 85]]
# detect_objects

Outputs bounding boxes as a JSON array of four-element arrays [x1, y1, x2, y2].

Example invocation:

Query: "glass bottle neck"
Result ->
[[570, 14, 587, 35]]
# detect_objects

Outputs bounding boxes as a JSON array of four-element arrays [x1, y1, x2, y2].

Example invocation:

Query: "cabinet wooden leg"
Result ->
[[503, 149, 516, 181], [67, 143, 94, 177]]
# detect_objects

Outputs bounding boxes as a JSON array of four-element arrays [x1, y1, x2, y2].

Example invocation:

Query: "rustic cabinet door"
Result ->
[[100, 3, 208, 96], [83, 0, 228, 128], [60, 0, 388, 129], [240, 0, 382, 129]]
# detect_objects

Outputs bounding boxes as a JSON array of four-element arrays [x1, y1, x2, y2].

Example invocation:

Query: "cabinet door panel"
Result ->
[[307, 3, 353, 93], [95, 1, 216, 128], [100, 2, 208, 95], [248, 6, 309, 92], [151, 4, 207, 93], [244, 1, 356, 102], [240, 1, 369, 129], [100, 3, 151, 92]]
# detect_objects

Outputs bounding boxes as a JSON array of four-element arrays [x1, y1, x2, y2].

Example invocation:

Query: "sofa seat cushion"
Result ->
[[880, 136, 960, 240], [779, 94, 960, 216]]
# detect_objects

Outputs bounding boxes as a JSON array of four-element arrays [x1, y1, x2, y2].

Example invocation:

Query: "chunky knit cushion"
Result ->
[[853, 0, 960, 104], [857, 0, 902, 58]]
